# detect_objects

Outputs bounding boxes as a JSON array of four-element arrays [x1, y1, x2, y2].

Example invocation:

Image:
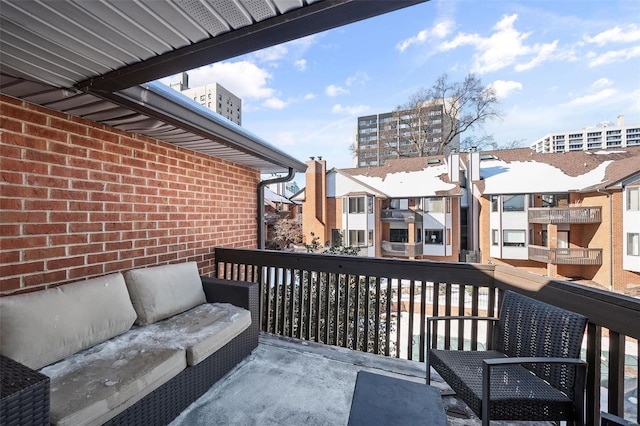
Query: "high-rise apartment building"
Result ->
[[171, 72, 242, 125], [354, 101, 459, 167], [531, 115, 640, 153]]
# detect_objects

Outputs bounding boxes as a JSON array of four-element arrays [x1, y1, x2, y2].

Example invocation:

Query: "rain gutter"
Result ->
[[258, 169, 296, 249]]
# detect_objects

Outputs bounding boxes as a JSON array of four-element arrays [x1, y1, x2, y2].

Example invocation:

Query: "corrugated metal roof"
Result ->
[[0, 0, 427, 173]]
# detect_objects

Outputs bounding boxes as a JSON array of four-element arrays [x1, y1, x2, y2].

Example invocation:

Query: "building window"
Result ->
[[627, 187, 639, 211], [503, 230, 526, 247], [368, 197, 374, 214], [390, 229, 408, 243], [628, 233, 640, 256], [425, 197, 444, 213], [348, 197, 366, 214], [491, 195, 499, 212], [425, 229, 444, 245], [491, 229, 499, 246], [368, 230, 374, 246], [349, 230, 366, 247], [503, 194, 525, 212]]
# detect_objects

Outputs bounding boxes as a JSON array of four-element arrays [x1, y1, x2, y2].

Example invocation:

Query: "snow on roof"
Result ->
[[481, 159, 612, 194], [264, 187, 292, 204], [350, 163, 457, 197]]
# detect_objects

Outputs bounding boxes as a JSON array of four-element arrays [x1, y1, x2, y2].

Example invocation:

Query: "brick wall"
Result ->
[[0, 95, 260, 295]]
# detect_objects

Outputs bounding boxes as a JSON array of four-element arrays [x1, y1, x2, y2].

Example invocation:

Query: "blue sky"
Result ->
[[162, 0, 640, 186]]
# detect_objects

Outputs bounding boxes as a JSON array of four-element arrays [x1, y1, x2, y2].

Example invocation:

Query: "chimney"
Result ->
[[617, 115, 625, 126], [447, 149, 460, 183]]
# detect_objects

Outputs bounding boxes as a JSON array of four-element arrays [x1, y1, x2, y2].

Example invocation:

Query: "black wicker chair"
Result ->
[[426, 290, 588, 426]]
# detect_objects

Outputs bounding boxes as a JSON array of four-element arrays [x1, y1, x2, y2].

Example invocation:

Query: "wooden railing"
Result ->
[[529, 245, 603, 265], [528, 206, 602, 224], [213, 247, 639, 425]]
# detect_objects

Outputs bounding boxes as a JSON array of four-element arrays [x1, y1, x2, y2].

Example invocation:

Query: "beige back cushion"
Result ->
[[124, 262, 206, 325], [0, 273, 137, 370]]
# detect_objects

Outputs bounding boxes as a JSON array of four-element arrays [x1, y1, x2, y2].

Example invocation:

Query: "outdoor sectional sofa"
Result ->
[[0, 262, 259, 425]]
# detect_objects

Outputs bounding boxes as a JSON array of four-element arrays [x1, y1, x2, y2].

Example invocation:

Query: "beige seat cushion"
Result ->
[[143, 303, 251, 366], [124, 262, 207, 325], [0, 273, 137, 369], [41, 331, 186, 426]]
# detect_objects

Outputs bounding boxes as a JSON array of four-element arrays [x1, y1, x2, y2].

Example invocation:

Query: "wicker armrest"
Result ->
[[200, 277, 257, 311], [0, 354, 50, 425], [481, 356, 587, 425]]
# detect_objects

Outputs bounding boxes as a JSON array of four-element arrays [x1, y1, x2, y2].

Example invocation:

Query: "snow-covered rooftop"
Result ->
[[350, 163, 457, 198], [480, 159, 613, 194]]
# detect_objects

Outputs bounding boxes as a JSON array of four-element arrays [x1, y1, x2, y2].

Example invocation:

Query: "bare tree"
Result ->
[[379, 73, 501, 157]]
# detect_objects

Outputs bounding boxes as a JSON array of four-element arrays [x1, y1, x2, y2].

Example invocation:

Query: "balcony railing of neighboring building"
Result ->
[[380, 240, 423, 257], [214, 247, 639, 425], [528, 245, 603, 265], [380, 208, 419, 222], [528, 206, 602, 224]]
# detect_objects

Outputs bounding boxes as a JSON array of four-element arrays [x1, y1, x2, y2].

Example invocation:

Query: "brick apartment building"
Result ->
[[299, 148, 640, 293]]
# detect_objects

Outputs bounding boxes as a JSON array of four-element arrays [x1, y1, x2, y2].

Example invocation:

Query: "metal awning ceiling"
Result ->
[[0, 0, 426, 173]]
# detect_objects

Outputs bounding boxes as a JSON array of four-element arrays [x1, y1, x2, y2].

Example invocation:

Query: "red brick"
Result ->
[[2, 157, 49, 175], [24, 200, 67, 211], [26, 174, 68, 189], [50, 234, 87, 245], [69, 201, 103, 211], [69, 222, 102, 233], [90, 232, 122, 243], [72, 180, 105, 191], [1, 103, 48, 126], [88, 149, 120, 164], [24, 223, 67, 235], [50, 165, 88, 180], [104, 259, 133, 273], [50, 189, 87, 201], [69, 134, 103, 151], [105, 221, 132, 231], [90, 171, 119, 183], [0, 224, 20, 237], [0, 171, 22, 185], [48, 256, 84, 270], [88, 128, 119, 145], [105, 241, 132, 251], [90, 212, 119, 222], [134, 256, 158, 267], [105, 202, 133, 212], [91, 192, 120, 202], [68, 264, 104, 280], [0, 211, 47, 224], [69, 243, 104, 256], [23, 247, 66, 261], [87, 252, 118, 264], [120, 248, 145, 259], [51, 212, 88, 223], [50, 141, 87, 158], [0, 277, 21, 292], [49, 116, 87, 135], [0, 261, 45, 277]]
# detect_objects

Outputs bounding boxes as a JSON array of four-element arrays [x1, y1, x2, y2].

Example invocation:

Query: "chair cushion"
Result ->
[[124, 262, 207, 325], [142, 303, 252, 366], [0, 273, 137, 369], [41, 332, 186, 426]]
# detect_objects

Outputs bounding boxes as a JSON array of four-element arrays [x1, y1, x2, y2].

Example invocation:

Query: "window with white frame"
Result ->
[[425, 229, 444, 245], [627, 187, 639, 211], [503, 195, 525, 212], [424, 197, 444, 213], [491, 195, 499, 212], [348, 197, 365, 214], [491, 229, 499, 246], [628, 233, 640, 256], [349, 230, 366, 247], [503, 230, 526, 247]]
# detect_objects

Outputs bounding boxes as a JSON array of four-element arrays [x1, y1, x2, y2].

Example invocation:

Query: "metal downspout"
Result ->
[[257, 168, 295, 249]]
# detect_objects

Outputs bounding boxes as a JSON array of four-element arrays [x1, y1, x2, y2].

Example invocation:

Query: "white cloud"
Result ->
[[331, 104, 369, 115], [345, 71, 370, 87], [274, 131, 296, 147], [304, 93, 316, 100], [326, 84, 348, 97], [438, 14, 564, 74], [262, 97, 291, 109], [253, 45, 289, 63], [588, 45, 640, 67], [592, 78, 613, 88], [564, 88, 618, 107], [396, 19, 454, 52], [169, 61, 274, 100], [584, 24, 640, 46], [489, 80, 523, 99], [294, 59, 307, 71], [514, 40, 558, 71]]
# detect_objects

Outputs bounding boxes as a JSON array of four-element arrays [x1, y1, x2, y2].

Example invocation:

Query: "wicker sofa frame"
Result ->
[[0, 277, 259, 426], [426, 290, 588, 426]]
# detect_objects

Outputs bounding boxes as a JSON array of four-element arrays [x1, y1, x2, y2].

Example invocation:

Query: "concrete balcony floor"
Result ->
[[170, 334, 550, 426]]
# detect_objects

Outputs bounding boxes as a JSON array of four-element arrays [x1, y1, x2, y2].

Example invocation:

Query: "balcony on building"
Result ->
[[380, 240, 423, 257], [380, 208, 420, 222], [528, 206, 602, 224], [528, 245, 603, 265]]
